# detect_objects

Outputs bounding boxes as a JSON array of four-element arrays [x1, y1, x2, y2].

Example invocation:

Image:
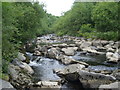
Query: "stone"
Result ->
[[47, 48, 60, 59], [106, 52, 120, 63], [36, 81, 61, 89], [99, 82, 120, 90], [100, 40, 109, 46], [8, 64, 32, 89], [33, 50, 42, 56], [107, 48, 115, 52], [18, 52, 26, 61], [12, 59, 34, 74], [53, 43, 68, 48], [56, 54, 88, 66], [92, 40, 102, 47], [82, 47, 105, 55], [112, 69, 120, 81], [54, 64, 85, 81], [61, 47, 76, 56], [78, 70, 116, 88], [20, 62, 34, 74], [80, 41, 92, 49], [0, 79, 16, 90]]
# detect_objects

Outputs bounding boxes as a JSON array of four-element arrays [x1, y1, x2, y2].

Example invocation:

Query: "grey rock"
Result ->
[[8, 64, 32, 89], [0, 79, 16, 90], [56, 54, 88, 66], [61, 47, 77, 56], [79, 70, 116, 88], [54, 64, 85, 81], [47, 48, 60, 59], [18, 52, 26, 61], [99, 82, 120, 90]]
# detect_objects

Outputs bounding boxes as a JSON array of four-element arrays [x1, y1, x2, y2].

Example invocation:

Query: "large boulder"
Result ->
[[8, 64, 33, 89], [99, 82, 120, 90], [0, 79, 16, 90], [54, 64, 85, 81], [78, 70, 116, 88]]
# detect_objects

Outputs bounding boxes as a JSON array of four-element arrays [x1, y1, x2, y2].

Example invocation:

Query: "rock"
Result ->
[[47, 48, 60, 59], [36, 81, 61, 89], [106, 52, 120, 63], [20, 62, 34, 74], [107, 48, 115, 52], [61, 47, 77, 56], [18, 52, 26, 61], [105, 44, 112, 49], [92, 40, 102, 47], [8, 64, 32, 89], [33, 50, 42, 56], [56, 55, 88, 66], [112, 69, 120, 80], [53, 43, 68, 48], [0, 79, 16, 90], [82, 47, 105, 55], [54, 64, 85, 81], [113, 41, 120, 48], [78, 70, 116, 88], [80, 41, 92, 49], [12, 59, 34, 74], [69, 44, 76, 47], [100, 40, 109, 46], [99, 82, 120, 90]]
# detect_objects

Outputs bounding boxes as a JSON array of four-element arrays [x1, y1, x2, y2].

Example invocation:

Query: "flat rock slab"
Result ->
[[99, 82, 120, 90]]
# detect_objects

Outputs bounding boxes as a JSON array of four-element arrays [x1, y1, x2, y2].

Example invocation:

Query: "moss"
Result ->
[[0, 72, 9, 81]]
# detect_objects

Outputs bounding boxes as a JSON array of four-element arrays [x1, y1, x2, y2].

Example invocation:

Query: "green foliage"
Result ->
[[52, 2, 119, 41], [92, 2, 119, 32], [2, 2, 55, 74], [95, 31, 119, 41], [52, 2, 94, 35]]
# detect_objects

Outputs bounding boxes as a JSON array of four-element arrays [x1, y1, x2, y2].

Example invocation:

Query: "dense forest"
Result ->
[[52, 2, 119, 40], [1, 1, 119, 79]]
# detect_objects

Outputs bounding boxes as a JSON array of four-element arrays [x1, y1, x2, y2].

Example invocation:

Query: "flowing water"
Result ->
[[27, 34, 118, 89]]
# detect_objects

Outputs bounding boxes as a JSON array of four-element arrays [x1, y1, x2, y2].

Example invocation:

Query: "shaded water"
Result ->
[[71, 52, 118, 72]]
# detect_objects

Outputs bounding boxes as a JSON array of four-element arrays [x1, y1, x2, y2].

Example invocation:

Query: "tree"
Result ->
[[92, 2, 119, 32]]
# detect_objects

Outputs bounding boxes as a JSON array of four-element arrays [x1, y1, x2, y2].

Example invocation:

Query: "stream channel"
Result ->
[[26, 35, 118, 90]]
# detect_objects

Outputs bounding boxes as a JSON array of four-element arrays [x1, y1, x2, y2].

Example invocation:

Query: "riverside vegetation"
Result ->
[[1, 1, 120, 90]]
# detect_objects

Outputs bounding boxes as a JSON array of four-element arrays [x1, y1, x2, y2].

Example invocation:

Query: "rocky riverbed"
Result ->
[[3, 34, 120, 90]]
